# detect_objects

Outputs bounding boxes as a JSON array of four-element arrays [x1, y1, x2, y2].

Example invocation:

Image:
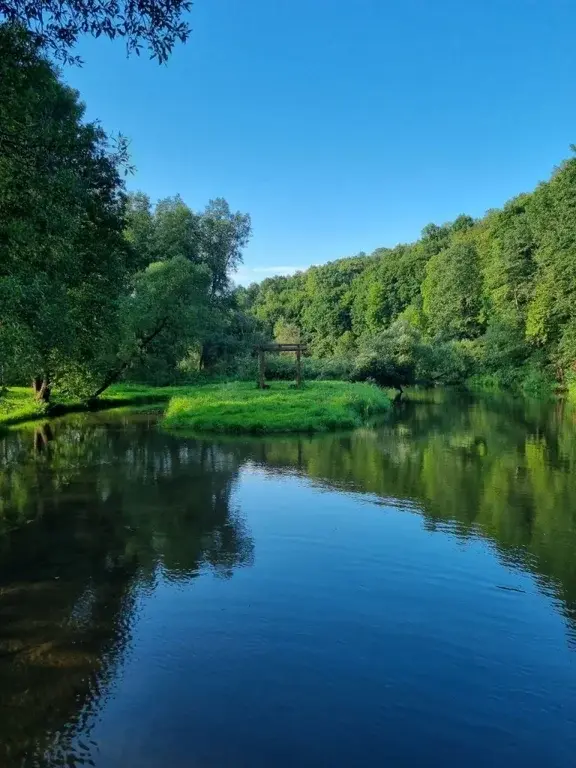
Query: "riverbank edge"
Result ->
[[161, 381, 391, 435], [1, 381, 391, 434], [0, 385, 194, 430]]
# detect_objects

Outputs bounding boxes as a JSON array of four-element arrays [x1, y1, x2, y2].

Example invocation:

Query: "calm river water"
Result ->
[[1, 391, 576, 767]]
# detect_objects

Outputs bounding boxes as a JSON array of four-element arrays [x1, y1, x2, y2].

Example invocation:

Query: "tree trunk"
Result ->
[[32, 376, 51, 404], [89, 317, 169, 400], [295, 347, 302, 388]]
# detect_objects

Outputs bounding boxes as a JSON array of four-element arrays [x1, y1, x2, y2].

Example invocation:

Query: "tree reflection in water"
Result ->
[[2, 392, 576, 765], [224, 390, 576, 636], [0, 412, 254, 767]]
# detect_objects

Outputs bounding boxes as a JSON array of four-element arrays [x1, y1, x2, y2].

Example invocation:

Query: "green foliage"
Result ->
[[122, 193, 253, 384], [0, 2, 192, 63], [422, 240, 484, 340], [0, 25, 133, 398], [352, 320, 420, 390], [112, 257, 211, 387], [162, 381, 390, 434], [0, 29, 253, 401], [241, 150, 576, 393], [3, 20, 576, 402]]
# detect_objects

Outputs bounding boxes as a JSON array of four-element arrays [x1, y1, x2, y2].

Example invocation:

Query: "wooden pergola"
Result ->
[[256, 343, 307, 389]]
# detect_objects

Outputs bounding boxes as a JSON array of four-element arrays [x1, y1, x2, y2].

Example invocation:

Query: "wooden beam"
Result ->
[[258, 348, 266, 389], [296, 347, 302, 388], [259, 343, 307, 353]]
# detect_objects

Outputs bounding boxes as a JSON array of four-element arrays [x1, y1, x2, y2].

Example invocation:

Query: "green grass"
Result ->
[[161, 381, 390, 435], [0, 384, 193, 428], [0, 381, 390, 434], [0, 387, 48, 426]]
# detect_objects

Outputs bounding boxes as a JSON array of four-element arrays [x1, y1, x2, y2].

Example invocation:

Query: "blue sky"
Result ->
[[65, 0, 576, 285]]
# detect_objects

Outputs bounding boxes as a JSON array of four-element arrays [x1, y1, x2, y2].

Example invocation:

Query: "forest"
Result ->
[[240, 156, 576, 396], [2, 20, 576, 405]]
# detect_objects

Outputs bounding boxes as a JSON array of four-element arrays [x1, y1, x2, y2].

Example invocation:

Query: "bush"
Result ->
[[467, 364, 555, 397], [419, 339, 474, 385], [229, 353, 354, 383], [351, 320, 420, 389]]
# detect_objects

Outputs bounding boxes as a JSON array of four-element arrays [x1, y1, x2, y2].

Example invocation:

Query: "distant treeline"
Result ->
[[239, 153, 576, 394]]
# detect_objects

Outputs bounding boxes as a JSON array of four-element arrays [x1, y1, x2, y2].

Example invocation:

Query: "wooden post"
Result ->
[[258, 348, 266, 389], [296, 347, 302, 388]]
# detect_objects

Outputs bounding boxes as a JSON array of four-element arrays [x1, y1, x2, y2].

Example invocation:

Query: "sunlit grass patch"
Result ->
[[0, 387, 48, 426], [162, 381, 390, 434], [0, 384, 193, 428]]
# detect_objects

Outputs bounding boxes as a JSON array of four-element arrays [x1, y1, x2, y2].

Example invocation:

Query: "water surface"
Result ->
[[1, 391, 576, 767]]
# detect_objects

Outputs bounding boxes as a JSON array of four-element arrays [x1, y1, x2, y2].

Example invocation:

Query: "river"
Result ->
[[1, 390, 576, 767]]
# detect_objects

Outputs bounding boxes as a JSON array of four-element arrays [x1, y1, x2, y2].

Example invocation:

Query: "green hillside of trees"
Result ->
[[240, 154, 576, 394]]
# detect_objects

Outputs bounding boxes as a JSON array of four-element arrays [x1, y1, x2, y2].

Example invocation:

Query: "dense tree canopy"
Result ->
[[0, 24, 252, 400], [0, 24, 133, 400], [241, 149, 576, 394]]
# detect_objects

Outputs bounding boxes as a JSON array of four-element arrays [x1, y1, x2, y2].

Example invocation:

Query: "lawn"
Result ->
[[161, 381, 390, 434]]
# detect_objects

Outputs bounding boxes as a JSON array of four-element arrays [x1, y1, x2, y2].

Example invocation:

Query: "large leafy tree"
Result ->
[[0, 24, 134, 400], [122, 193, 253, 378], [481, 197, 536, 328], [0, 0, 191, 62], [199, 198, 252, 298], [91, 256, 210, 395]]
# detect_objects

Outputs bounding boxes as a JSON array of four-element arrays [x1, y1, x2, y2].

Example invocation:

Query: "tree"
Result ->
[[0, 0, 192, 63], [91, 257, 210, 396], [121, 193, 252, 379], [240, 152, 576, 391], [352, 320, 422, 393], [198, 198, 252, 298], [525, 153, 576, 369], [150, 195, 200, 264], [300, 257, 367, 357], [482, 196, 536, 328], [0, 25, 134, 401], [422, 241, 484, 340]]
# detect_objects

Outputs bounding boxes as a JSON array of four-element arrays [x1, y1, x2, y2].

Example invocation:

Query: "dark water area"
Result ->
[[1, 391, 576, 767]]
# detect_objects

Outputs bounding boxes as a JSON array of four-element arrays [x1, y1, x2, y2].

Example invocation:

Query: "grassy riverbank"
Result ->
[[0, 384, 192, 428], [1, 381, 390, 434], [162, 381, 390, 434]]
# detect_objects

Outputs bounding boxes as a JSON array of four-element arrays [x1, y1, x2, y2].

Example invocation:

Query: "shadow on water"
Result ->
[[0, 413, 254, 766], [1, 391, 576, 764]]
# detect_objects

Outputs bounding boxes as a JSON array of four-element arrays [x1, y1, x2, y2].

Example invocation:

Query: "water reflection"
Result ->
[[1, 392, 576, 765], [0, 412, 253, 766], [224, 391, 576, 631]]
